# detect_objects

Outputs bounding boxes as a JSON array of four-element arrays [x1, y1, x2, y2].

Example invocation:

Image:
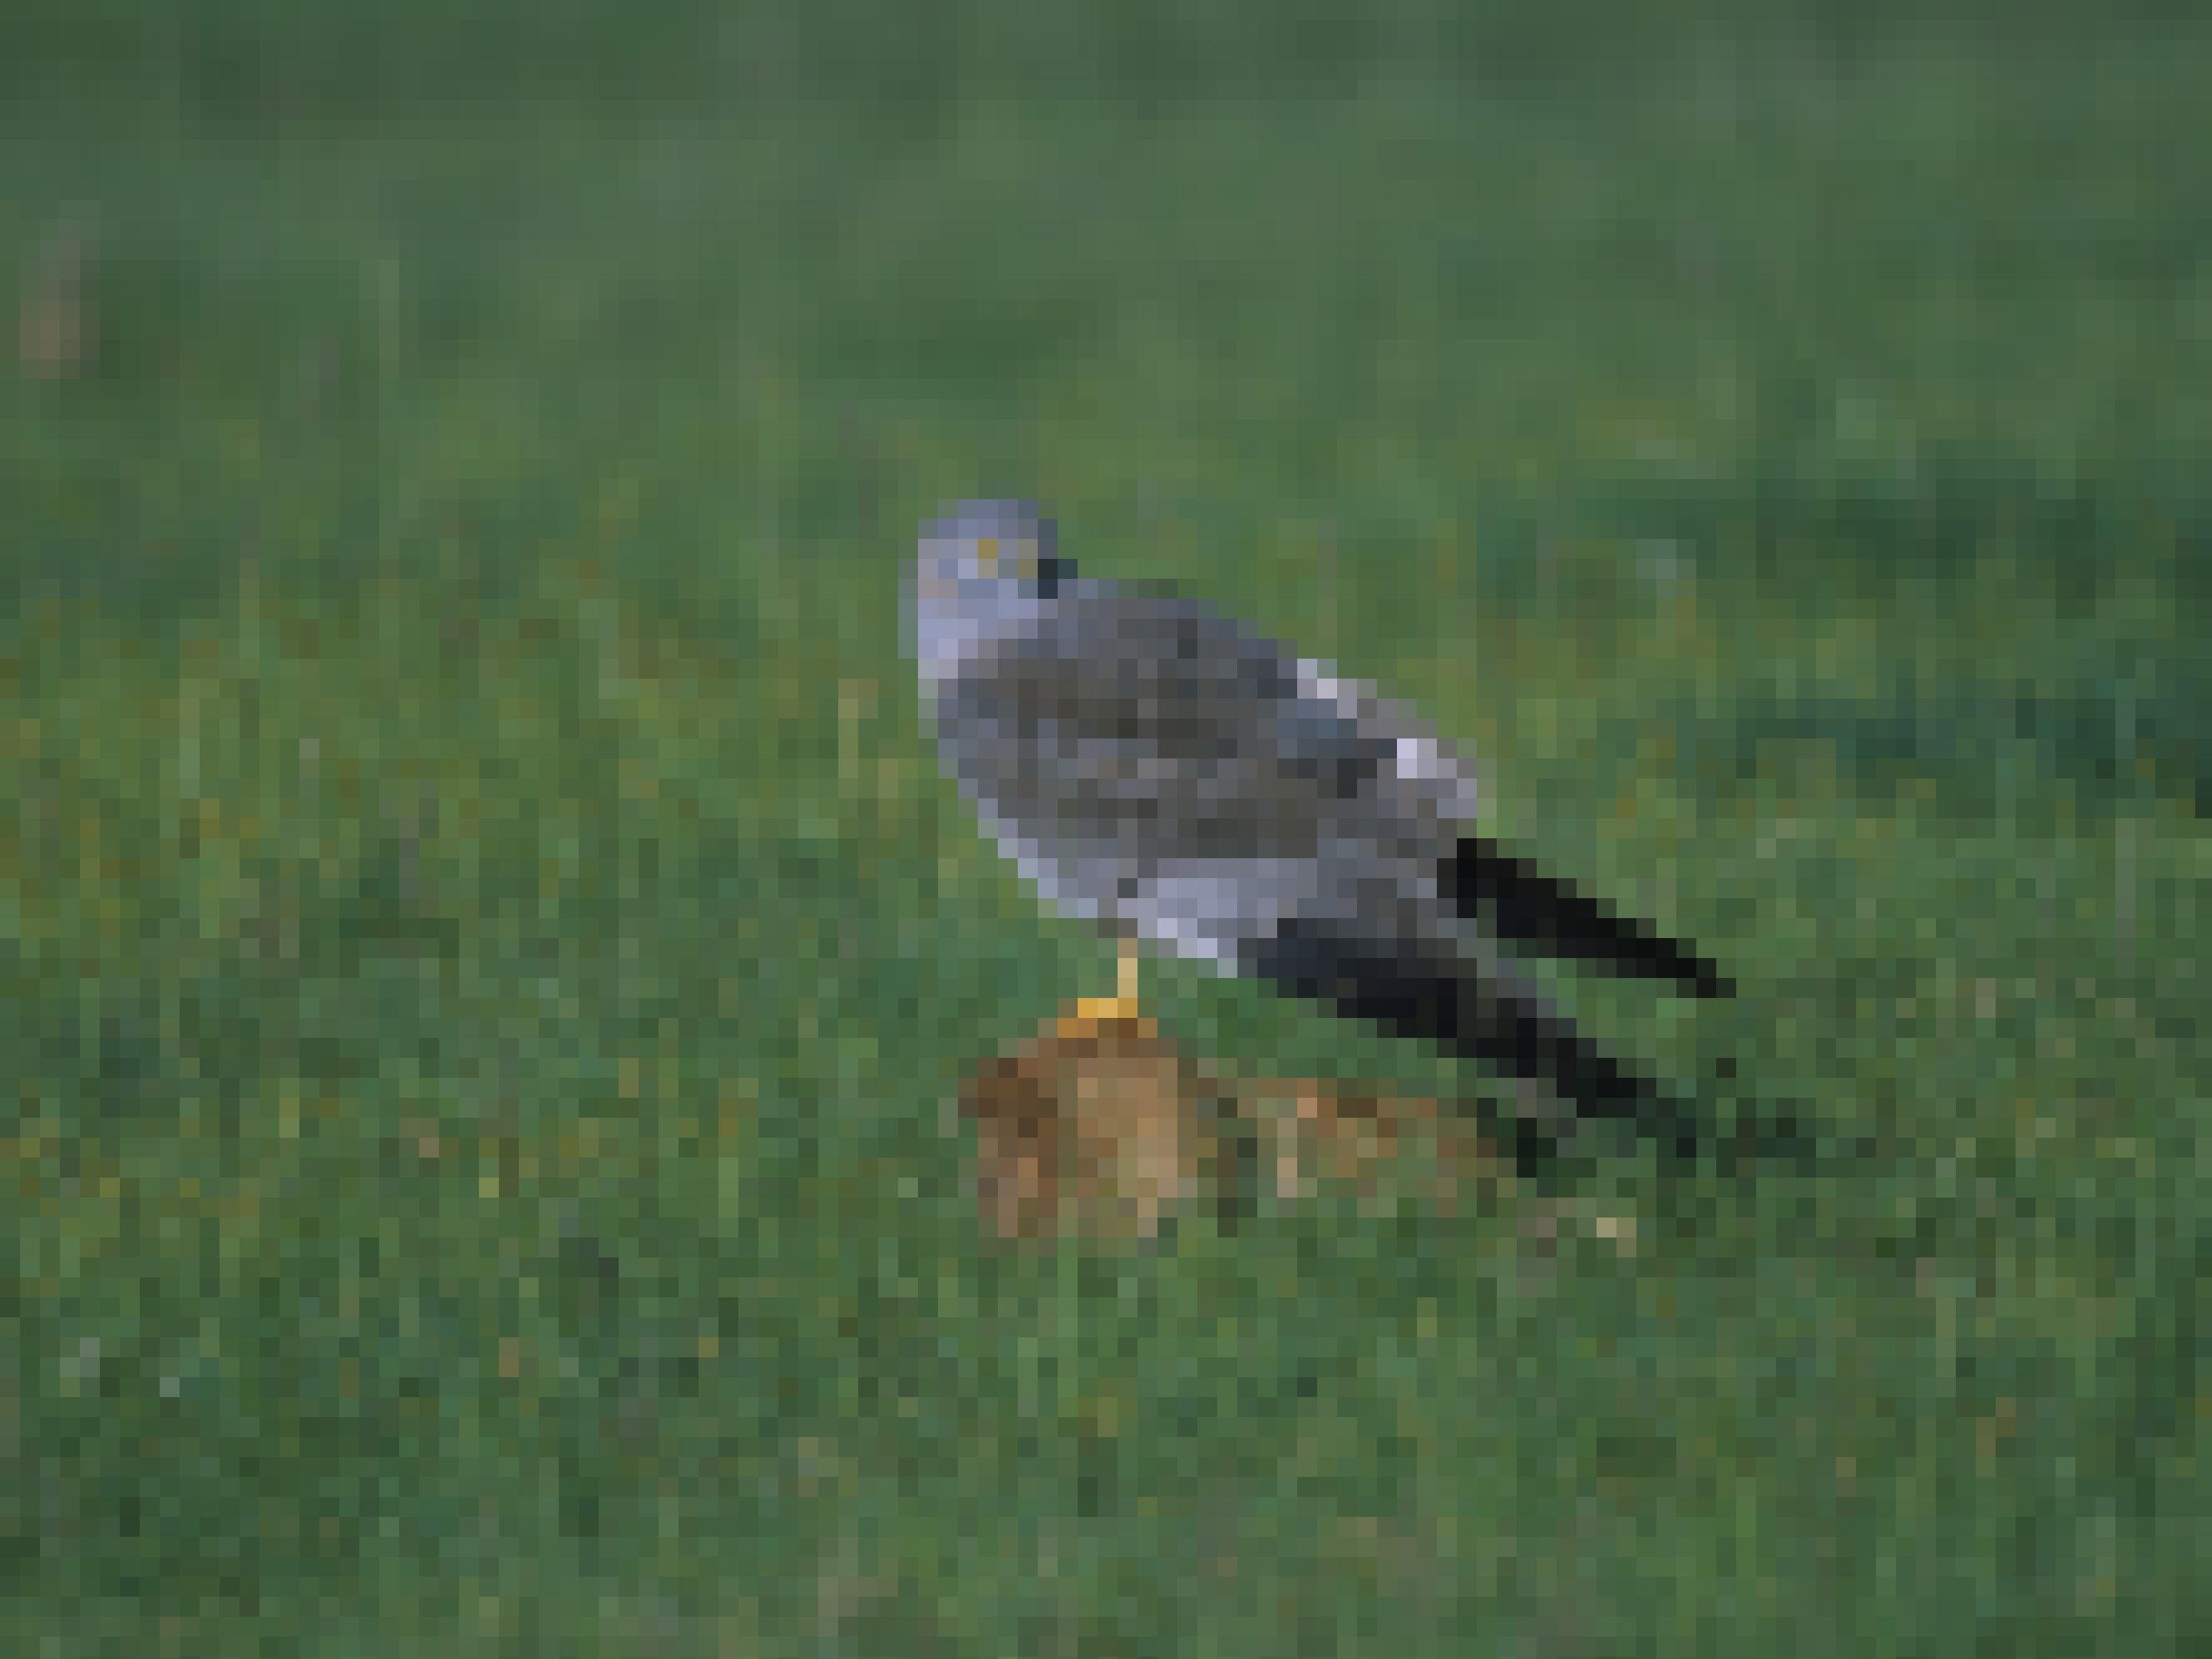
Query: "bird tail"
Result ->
[[1441, 835, 1732, 1000], [1247, 918, 1705, 1166]]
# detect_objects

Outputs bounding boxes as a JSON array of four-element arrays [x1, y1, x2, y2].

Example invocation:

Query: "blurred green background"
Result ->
[[5, 2, 2206, 1653]]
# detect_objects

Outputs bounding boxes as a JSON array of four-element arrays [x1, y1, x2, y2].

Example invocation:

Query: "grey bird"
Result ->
[[908, 499, 1733, 1162]]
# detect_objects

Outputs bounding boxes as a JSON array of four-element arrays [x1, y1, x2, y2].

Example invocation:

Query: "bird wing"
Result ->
[[1442, 837, 1733, 998], [930, 583, 1478, 871], [1244, 914, 1704, 1159]]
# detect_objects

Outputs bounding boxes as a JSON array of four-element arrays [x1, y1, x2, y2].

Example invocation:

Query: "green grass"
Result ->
[[6, 7, 2206, 1653]]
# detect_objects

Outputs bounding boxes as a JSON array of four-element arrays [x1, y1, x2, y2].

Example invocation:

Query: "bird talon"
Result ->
[[1055, 996, 1150, 1039]]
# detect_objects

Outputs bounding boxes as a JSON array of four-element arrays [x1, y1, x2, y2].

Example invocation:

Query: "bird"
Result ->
[[908, 498, 1735, 1165]]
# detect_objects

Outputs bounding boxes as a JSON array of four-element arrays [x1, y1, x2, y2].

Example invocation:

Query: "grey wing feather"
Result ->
[[932, 584, 1479, 870], [1278, 655, 1482, 852]]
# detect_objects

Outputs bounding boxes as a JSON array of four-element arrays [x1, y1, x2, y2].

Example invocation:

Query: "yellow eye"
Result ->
[[975, 536, 999, 572]]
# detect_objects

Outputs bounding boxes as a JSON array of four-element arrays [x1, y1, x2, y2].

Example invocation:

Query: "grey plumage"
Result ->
[[910, 499, 1731, 1159]]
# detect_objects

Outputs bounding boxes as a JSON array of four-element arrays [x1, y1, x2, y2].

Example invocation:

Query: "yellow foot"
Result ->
[[1051, 941, 1152, 1040], [1052, 996, 1153, 1041]]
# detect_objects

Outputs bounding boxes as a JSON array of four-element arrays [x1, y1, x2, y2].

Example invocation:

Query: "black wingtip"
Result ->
[[1246, 918, 1710, 1166], [1442, 836, 1733, 1000]]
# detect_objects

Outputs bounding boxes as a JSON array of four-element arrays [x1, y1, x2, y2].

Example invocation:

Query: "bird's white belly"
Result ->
[[995, 831, 1332, 975]]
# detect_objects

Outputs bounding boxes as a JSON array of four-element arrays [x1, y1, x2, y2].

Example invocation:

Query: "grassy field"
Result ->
[[6, 5, 2207, 1653]]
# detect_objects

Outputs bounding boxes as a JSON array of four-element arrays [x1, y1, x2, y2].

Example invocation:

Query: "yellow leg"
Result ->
[[1058, 938, 1148, 1035]]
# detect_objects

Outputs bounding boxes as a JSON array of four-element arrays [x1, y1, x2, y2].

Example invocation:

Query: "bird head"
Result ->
[[908, 499, 1072, 685], [914, 498, 1066, 592]]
